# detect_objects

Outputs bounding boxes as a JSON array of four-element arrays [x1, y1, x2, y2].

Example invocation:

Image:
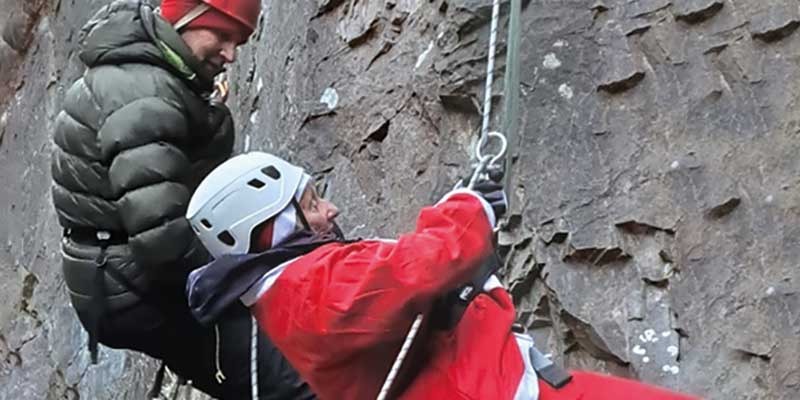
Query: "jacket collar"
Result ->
[[186, 230, 345, 325]]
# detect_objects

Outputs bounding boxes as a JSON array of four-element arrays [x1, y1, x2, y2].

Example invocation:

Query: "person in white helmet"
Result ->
[[185, 152, 699, 400]]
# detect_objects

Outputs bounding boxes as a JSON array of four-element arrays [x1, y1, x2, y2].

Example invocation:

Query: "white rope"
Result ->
[[375, 2, 504, 399], [251, 315, 260, 400], [214, 324, 227, 384], [375, 315, 424, 400], [480, 0, 503, 148]]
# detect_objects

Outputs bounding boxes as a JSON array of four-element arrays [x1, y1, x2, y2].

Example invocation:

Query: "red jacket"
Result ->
[[243, 191, 533, 399]]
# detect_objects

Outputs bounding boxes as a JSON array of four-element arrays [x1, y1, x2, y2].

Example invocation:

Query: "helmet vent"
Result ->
[[217, 231, 236, 246], [247, 178, 266, 189], [200, 219, 213, 229], [261, 166, 281, 180]]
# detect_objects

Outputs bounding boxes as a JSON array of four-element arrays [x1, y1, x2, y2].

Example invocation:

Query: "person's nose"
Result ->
[[324, 201, 339, 221], [220, 43, 237, 64]]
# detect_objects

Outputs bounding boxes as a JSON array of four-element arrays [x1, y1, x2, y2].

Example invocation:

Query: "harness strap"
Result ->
[[430, 252, 501, 330], [455, 258, 573, 389], [172, 3, 211, 31], [148, 361, 167, 399], [529, 346, 572, 389], [77, 229, 154, 364], [88, 242, 109, 364]]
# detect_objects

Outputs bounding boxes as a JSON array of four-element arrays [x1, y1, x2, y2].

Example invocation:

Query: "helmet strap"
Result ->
[[291, 197, 312, 231], [173, 3, 211, 31]]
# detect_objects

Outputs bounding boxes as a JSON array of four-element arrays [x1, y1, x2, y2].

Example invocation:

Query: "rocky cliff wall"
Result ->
[[1, 0, 798, 399]]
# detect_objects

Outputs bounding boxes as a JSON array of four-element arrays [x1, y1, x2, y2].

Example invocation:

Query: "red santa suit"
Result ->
[[226, 190, 699, 400]]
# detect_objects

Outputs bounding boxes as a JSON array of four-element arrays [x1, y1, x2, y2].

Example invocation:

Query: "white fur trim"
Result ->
[[437, 188, 497, 227], [240, 260, 292, 306], [513, 333, 540, 400], [482, 275, 504, 291]]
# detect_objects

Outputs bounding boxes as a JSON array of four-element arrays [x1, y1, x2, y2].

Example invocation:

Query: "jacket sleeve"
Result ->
[[254, 190, 497, 370], [101, 96, 206, 271]]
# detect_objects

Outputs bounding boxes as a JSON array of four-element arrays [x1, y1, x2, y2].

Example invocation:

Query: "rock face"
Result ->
[[1, 0, 798, 399]]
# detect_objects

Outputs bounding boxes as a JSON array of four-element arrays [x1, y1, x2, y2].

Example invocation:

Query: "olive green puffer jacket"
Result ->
[[51, 0, 234, 313]]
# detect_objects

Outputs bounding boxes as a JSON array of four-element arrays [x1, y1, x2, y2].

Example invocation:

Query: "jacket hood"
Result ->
[[186, 230, 344, 326], [78, 0, 216, 91]]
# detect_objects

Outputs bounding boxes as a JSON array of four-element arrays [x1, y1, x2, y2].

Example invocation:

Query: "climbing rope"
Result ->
[[479, 0, 503, 144], [375, 0, 516, 398], [251, 315, 259, 400]]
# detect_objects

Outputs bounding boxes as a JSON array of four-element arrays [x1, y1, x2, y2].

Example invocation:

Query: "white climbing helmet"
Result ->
[[187, 151, 310, 258]]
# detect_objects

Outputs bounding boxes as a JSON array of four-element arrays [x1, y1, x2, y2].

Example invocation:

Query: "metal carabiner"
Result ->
[[468, 131, 508, 189]]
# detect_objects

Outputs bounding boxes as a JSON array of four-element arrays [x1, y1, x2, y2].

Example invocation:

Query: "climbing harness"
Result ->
[[89, 231, 110, 365], [64, 227, 140, 364]]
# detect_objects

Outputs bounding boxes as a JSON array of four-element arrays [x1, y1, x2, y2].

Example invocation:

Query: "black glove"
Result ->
[[472, 180, 507, 221]]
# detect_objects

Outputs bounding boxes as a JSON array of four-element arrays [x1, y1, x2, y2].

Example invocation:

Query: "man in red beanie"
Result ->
[[161, 0, 261, 75], [52, 0, 316, 398], [161, 0, 260, 77]]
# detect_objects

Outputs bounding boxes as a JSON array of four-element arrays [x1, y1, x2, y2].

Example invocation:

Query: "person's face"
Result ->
[[180, 28, 239, 76], [298, 184, 340, 234]]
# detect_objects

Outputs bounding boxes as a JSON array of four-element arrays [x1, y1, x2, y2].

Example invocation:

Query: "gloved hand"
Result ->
[[472, 180, 507, 221]]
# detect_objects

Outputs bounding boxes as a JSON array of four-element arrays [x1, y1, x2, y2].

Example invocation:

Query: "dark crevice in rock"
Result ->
[[531, 294, 553, 329], [750, 9, 800, 42], [357, 119, 391, 159], [366, 40, 394, 71], [346, 20, 380, 48], [366, 119, 390, 143], [628, 0, 672, 19], [591, 1, 609, 13], [316, 0, 346, 17], [598, 70, 645, 93], [705, 197, 741, 219], [703, 42, 728, 55], [439, 93, 480, 114], [564, 246, 631, 266], [616, 220, 675, 235], [625, 22, 652, 36], [734, 347, 773, 361], [509, 270, 538, 306], [19, 272, 39, 312], [673, 0, 724, 24], [561, 310, 628, 365], [517, 289, 552, 330], [547, 231, 569, 244], [4, 351, 22, 370], [643, 276, 670, 288], [752, 21, 800, 42], [538, 219, 569, 245], [659, 249, 674, 263]]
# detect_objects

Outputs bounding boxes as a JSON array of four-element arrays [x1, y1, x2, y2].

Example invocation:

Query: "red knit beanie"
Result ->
[[161, 0, 252, 44]]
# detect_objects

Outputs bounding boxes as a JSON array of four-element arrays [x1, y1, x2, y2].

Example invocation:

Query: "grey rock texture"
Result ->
[[1, 0, 799, 399]]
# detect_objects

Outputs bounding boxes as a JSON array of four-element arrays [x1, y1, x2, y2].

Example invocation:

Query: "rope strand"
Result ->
[[480, 0, 502, 147]]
